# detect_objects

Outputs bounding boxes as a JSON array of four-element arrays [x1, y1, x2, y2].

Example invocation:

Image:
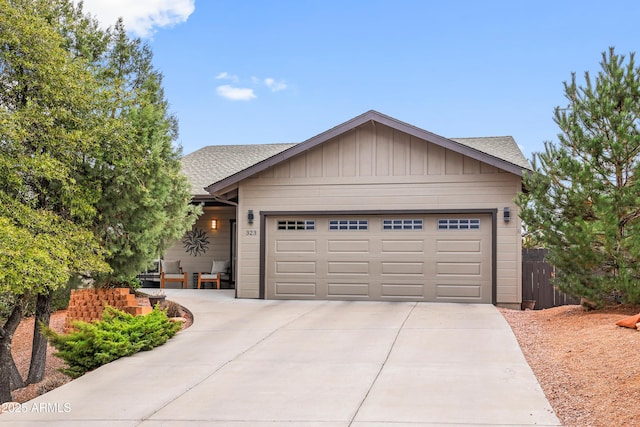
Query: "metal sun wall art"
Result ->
[[182, 228, 210, 256]]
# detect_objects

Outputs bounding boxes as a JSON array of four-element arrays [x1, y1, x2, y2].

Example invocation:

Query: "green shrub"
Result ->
[[42, 306, 181, 378], [95, 276, 142, 291], [51, 276, 82, 312], [0, 292, 18, 321]]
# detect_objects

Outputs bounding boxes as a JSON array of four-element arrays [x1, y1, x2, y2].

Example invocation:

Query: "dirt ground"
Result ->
[[7, 302, 640, 426], [9, 310, 72, 403], [500, 304, 640, 427]]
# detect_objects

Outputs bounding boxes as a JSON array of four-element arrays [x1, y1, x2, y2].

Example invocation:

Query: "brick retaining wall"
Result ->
[[65, 288, 153, 331]]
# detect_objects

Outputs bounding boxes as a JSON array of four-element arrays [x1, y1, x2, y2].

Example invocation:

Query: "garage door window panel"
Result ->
[[438, 218, 480, 230], [277, 220, 316, 230], [329, 219, 368, 230], [383, 219, 423, 230]]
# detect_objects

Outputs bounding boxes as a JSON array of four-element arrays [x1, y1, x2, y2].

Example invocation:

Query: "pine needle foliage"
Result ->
[[517, 48, 640, 304]]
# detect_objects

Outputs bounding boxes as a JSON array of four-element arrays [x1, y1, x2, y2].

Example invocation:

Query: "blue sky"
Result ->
[[79, 0, 640, 160]]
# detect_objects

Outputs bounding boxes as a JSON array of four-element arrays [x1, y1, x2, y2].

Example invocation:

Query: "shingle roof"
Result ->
[[182, 111, 532, 196], [181, 143, 296, 195], [450, 136, 531, 171]]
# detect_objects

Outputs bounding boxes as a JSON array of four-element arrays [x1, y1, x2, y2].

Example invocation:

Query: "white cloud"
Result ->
[[264, 78, 287, 92], [214, 72, 289, 100], [77, 0, 195, 38], [215, 72, 239, 82], [216, 85, 256, 101]]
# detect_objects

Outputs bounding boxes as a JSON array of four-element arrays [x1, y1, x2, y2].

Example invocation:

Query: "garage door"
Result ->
[[265, 214, 492, 303]]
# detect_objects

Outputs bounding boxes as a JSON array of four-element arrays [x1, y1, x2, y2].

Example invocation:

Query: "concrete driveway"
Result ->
[[1, 289, 560, 426]]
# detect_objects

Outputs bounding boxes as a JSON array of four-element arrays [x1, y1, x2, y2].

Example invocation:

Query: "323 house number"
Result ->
[[245, 229, 257, 236]]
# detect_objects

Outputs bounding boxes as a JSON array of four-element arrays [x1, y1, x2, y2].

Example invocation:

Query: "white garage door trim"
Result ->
[[259, 209, 497, 303]]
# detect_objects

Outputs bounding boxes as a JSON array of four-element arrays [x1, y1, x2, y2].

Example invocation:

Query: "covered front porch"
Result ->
[[142, 203, 238, 290]]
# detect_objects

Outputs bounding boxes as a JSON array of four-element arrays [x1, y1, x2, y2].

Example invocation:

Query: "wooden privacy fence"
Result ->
[[522, 249, 579, 309]]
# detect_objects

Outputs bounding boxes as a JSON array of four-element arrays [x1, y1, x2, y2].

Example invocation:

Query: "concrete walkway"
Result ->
[[1, 290, 560, 426]]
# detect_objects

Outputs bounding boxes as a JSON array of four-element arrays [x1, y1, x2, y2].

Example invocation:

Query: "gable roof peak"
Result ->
[[198, 110, 530, 195]]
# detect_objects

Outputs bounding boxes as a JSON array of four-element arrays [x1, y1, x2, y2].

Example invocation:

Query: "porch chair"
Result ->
[[197, 260, 229, 289], [160, 259, 188, 289]]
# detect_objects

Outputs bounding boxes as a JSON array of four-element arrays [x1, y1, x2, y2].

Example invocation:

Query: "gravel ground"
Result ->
[[7, 302, 640, 426], [10, 311, 71, 403], [500, 304, 640, 427]]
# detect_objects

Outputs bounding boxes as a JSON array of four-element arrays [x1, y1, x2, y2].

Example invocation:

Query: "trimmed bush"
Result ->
[[42, 306, 181, 378], [163, 300, 183, 318]]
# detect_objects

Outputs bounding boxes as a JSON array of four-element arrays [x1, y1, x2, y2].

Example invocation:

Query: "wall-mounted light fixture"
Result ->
[[248, 210, 254, 224], [503, 207, 511, 222], [211, 219, 218, 230]]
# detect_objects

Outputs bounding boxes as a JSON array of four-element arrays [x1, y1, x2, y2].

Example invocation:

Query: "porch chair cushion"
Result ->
[[163, 274, 185, 279], [198, 272, 220, 289], [198, 260, 230, 289], [211, 260, 229, 274], [161, 260, 181, 274]]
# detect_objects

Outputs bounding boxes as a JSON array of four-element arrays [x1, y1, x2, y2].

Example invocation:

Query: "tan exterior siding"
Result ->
[[235, 123, 523, 303], [236, 189, 260, 298], [164, 206, 235, 288]]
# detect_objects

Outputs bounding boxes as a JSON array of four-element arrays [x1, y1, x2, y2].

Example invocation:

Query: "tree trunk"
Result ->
[[8, 352, 25, 391], [0, 302, 24, 403], [26, 290, 53, 384]]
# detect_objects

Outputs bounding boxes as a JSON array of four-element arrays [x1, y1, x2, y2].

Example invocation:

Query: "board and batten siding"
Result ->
[[236, 122, 523, 304]]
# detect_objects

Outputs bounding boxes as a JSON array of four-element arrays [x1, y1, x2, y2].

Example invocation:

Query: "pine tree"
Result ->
[[89, 20, 199, 284], [517, 48, 640, 305]]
